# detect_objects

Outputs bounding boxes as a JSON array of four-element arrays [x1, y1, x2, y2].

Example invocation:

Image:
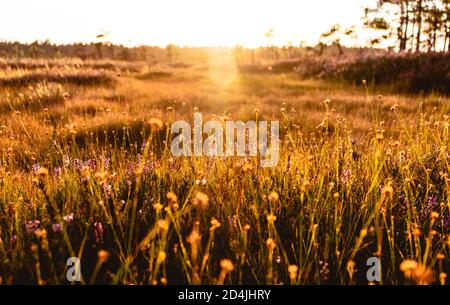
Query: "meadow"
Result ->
[[0, 54, 449, 285]]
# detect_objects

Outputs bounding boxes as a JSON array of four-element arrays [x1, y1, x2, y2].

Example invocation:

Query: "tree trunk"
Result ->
[[415, 0, 423, 52]]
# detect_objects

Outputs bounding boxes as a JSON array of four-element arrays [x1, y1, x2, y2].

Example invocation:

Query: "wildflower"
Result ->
[[153, 202, 163, 211], [341, 169, 352, 185], [243, 224, 251, 231], [157, 251, 167, 263], [63, 213, 74, 223], [431, 211, 439, 220], [34, 229, 47, 239], [94, 222, 104, 244], [436, 253, 445, 260], [220, 259, 234, 273], [439, 272, 447, 285], [187, 230, 201, 244], [36, 167, 49, 178], [288, 265, 298, 282], [412, 264, 434, 285], [346, 260, 356, 278], [97, 250, 109, 263], [25, 220, 40, 233], [390, 104, 398, 111], [381, 183, 393, 197], [52, 223, 62, 233], [268, 192, 279, 203], [266, 213, 277, 223], [242, 163, 253, 172], [157, 220, 169, 232], [360, 228, 368, 238], [193, 192, 209, 208], [52, 167, 62, 179], [102, 183, 112, 198], [266, 238, 276, 250], [400, 260, 418, 278], [149, 118, 163, 131], [210, 218, 221, 230], [32, 164, 41, 174], [66, 123, 77, 135], [166, 192, 178, 204]]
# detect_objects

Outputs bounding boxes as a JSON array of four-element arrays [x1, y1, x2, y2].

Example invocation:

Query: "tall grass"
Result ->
[[0, 58, 449, 285]]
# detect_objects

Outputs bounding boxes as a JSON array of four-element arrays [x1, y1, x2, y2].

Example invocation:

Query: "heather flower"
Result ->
[[32, 164, 41, 174], [341, 169, 352, 185], [94, 222, 104, 244], [102, 183, 112, 198], [52, 223, 62, 233], [192, 191, 209, 208], [71, 159, 83, 171], [63, 213, 74, 223], [52, 167, 62, 179], [25, 220, 40, 233]]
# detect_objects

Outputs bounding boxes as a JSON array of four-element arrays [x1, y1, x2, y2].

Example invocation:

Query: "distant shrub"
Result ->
[[0, 70, 116, 88], [322, 52, 450, 94]]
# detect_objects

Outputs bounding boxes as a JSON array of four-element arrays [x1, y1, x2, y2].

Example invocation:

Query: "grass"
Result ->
[[0, 57, 449, 285]]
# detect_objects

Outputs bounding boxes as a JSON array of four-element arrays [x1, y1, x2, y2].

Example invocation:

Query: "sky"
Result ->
[[0, 0, 376, 48]]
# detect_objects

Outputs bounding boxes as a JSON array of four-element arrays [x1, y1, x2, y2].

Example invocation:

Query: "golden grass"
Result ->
[[0, 58, 449, 284]]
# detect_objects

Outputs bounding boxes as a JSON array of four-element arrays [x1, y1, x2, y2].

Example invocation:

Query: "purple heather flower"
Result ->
[[84, 159, 96, 170], [427, 195, 437, 207], [103, 183, 112, 198], [63, 213, 74, 223], [53, 167, 62, 179], [341, 169, 352, 185], [99, 156, 110, 170], [94, 222, 104, 244], [25, 220, 40, 233], [52, 223, 63, 233], [72, 159, 83, 171], [32, 164, 41, 174]]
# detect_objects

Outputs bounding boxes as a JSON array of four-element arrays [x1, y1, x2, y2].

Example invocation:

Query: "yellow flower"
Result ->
[[266, 238, 276, 250], [166, 192, 178, 204], [157, 220, 169, 232], [149, 118, 163, 131], [97, 250, 109, 263], [153, 202, 163, 211], [412, 264, 434, 285], [266, 213, 277, 223], [193, 191, 209, 208], [400, 259, 418, 278], [268, 192, 279, 203], [439, 272, 447, 285], [210, 218, 221, 230], [430, 212, 439, 220], [36, 167, 49, 178], [242, 163, 253, 172], [288, 265, 298, 274], [220, 259, 234, 272], [157, 251, 166, 263]]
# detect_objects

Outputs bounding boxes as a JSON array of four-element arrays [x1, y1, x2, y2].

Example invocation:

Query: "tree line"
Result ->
[[365, 0, 450, 52]]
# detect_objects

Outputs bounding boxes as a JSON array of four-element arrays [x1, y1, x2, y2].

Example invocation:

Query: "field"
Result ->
[[0, 54, 449, 285]]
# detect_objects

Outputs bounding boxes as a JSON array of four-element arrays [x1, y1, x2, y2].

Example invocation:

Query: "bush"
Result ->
[[322, 52, 450, 94]]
